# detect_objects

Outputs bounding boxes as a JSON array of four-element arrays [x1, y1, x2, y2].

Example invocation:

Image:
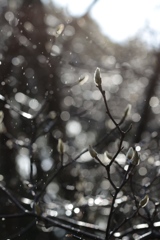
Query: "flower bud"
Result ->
[[88, 145, 97, 158], [131, 150, 140, 166], [0, 111, 4, 123], [105, 151, 112, 160], [57, 139, 64, 154], [34, 202, 42, 215], [56, 24, 64, 36], [139, 195, 149, 208], [126, 147, 134, 161], [122, 104, 132, 122], [94, 67, 102, 86], [79, 75, 88, 85], [126, 147, 140, 166]]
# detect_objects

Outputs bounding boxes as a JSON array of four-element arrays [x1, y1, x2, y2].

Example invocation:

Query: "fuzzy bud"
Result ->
[[57, 139, 64, 154], [105, 151, 112, 160], [126, 147, 134, 161], [131, 150, 140, 166], [94, 67, 102, 86], [139, 195, 149, 208], [126, 147, 140, 166], [78, 75, 89, 85], [56, 24, 64, 36], [122, 104, 132, 122], [0, 111, 4, 124], [34, 202, 42, 215], [88, 145, 97, 158]]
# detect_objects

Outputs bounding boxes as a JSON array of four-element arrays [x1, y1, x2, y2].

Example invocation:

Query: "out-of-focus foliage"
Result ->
[[0, 0, 160, 240]]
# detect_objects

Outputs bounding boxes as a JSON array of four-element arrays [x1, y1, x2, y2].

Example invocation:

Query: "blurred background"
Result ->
[[0, 0, 160, 239], [51, 0, 160, 46]]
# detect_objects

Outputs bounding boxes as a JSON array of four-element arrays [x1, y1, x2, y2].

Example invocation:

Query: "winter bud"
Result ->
[[126, 147, 140, 166], [94, 67, 102, 87], [123, 104, 132, 121], [34, 202, 42, 215], [131, 150, 140, 166], [78, 75, 89, 85], [88, 145, 97, 158], [139, 195, 149, 208], [0, 111, 4, 123], [105, 151, 112, 160], [56, 24, 64, 36], [126, 147, 134, 161], [57, 139, 64, 154]]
